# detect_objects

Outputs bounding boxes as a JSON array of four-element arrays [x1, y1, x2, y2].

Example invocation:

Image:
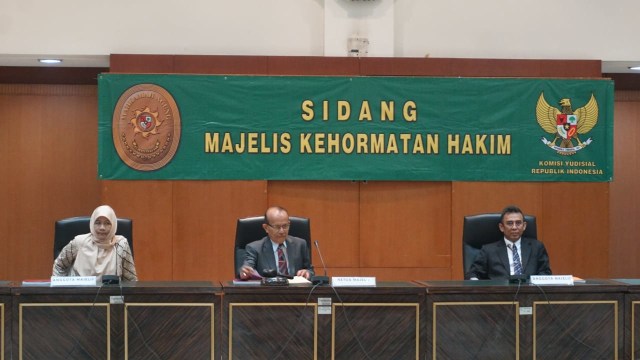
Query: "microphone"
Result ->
[[262, 268, 277, 277], [102, 241, 121, 285], [311, 240, 330, 285], [262, 268, 293, 279]]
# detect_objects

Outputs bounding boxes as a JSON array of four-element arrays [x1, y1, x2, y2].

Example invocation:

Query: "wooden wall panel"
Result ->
[[0, 94, 7, 277], [541, 183, 609, 278], [101, 180, 174, 280], [357, 267, 452, 281], [360, 182, 452, 269], [171, 181, 266, 280], [267, 181, 360, 270], [0, 85, 100, 280], [610, 92, 640, 277], [328, 267, 451, 281]]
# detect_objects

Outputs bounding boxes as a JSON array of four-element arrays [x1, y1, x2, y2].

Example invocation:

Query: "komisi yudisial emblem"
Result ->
[[536, 92, 598, 155], [112, 84, 181, 171]]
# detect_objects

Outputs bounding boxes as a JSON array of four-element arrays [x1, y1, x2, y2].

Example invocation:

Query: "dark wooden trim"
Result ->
[[267, 55, 360, 75], [360, 57, 602, 78], [604, 73, 640, 91], [109, 53, 175, 73], [0, 56, 619, 87], [0, 66, 107, 85], [174, 55, 269, 74]]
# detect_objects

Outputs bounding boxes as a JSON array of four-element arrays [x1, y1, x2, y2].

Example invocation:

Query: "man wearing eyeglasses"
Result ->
[[239, 206, 314, 280], [465, 205, 552, 280]]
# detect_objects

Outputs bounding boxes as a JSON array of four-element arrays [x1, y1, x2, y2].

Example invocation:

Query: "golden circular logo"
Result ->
[[112, 84, 181, 171]]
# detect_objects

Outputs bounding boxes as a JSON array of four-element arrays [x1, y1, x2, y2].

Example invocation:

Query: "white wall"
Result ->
[[0, 0, 638, 68], [395, 0, 638, 61]]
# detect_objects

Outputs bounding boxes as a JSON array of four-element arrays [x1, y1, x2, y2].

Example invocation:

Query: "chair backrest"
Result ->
[[462, 213, 537, 274], [53, 216, 133, 260], [234, 215, 311, 278]]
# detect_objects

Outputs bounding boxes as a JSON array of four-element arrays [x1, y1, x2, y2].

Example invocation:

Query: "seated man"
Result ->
[[465, 205, 552, 280], [238, 206, 314, 280]]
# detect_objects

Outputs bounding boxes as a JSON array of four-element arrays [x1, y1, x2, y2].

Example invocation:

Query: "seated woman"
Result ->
[[52, 205, 138, 281]]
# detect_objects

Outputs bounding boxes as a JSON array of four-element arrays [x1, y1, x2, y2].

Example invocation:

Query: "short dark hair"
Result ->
[[264, 206, 289, 224], [500, 205, 524, 223]]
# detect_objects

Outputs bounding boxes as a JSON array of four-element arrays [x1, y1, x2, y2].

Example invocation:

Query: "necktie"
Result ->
[[277, 244, 289, 276], [510, 244, 523, 275]]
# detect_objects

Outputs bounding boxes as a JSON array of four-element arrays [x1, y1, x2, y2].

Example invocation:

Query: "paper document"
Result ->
[[288, 276, 311, 284]]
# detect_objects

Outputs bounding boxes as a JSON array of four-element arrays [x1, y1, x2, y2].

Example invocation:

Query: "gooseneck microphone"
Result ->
[[102, 241, 121, 285], [311, 240, 330, 285], [262, 268, 293, 279]]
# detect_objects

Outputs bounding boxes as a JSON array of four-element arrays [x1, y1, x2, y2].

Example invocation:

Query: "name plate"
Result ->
[[331, 276, 376, 287], [530, 275, 574, 286], [50, 276, 99, 287]]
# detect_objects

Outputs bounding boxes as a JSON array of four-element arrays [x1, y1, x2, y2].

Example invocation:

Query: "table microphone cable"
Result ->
[[531, 282, 599, 354], [272, 282, 322, 360], [64, 282, 105, 359], [275, 239, 373, 360], [468, 279, 523, 359], [273, 240, 328, 360], [114, 241, 163, 360], [313, 239, 374, 360], [328, 285, 375, 360]]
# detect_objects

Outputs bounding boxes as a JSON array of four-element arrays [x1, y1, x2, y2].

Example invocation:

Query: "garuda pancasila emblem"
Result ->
[[536, 92, 598, 155]]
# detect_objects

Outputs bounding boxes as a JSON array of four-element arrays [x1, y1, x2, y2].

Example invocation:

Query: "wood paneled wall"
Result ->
[[610, 91, 640, 277], [2, 55, 633, 283], [0, 84, 101, 279]]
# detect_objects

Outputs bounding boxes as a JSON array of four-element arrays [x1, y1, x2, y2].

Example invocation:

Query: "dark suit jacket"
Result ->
[[242, 236, 314, 277], [465, 237, 552, 280]]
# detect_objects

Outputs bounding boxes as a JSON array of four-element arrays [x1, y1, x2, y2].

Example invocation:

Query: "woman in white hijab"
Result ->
[[52, 205, 138, 281]]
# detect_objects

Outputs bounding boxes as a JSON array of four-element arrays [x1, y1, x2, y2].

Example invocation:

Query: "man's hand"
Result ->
[[296, 269, 311, 279], [240, 266, 258, 280]]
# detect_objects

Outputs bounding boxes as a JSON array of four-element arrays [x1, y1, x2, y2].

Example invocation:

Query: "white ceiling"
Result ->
[[601, 61, 640, 74], [4, 1, 640, 76]]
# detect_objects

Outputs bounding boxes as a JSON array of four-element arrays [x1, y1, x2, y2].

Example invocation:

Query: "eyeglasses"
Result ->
[[503, 220, 524, 228], [266, 223, 290, 231]]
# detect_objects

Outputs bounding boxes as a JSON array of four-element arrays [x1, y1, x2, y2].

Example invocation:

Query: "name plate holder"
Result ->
[[50, 276, 100, 287], [530, 275, 574, 286], [331, 276, 377, 287]]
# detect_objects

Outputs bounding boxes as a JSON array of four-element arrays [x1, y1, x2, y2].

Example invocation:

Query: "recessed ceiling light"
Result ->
[[38, 58, 62, 64], [629, 66, 640, 71]]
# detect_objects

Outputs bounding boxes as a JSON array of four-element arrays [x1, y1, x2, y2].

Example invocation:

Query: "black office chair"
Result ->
[[234, 216, 311, 278], [54, 216, 133, 260], [462, 213, 537, 274]]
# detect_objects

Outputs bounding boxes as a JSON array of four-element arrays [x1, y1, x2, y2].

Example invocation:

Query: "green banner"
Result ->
[[98, 74, 614, 181]]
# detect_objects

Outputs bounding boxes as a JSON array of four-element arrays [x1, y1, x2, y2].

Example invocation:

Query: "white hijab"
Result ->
[[73, 205, 121, 276]]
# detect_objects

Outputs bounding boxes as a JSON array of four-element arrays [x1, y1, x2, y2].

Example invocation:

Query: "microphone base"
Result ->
[[508, 275, 529, 284], [102, 275, 120, 285], [261, 277, 289, 286], [311, 275, 330, 285]]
